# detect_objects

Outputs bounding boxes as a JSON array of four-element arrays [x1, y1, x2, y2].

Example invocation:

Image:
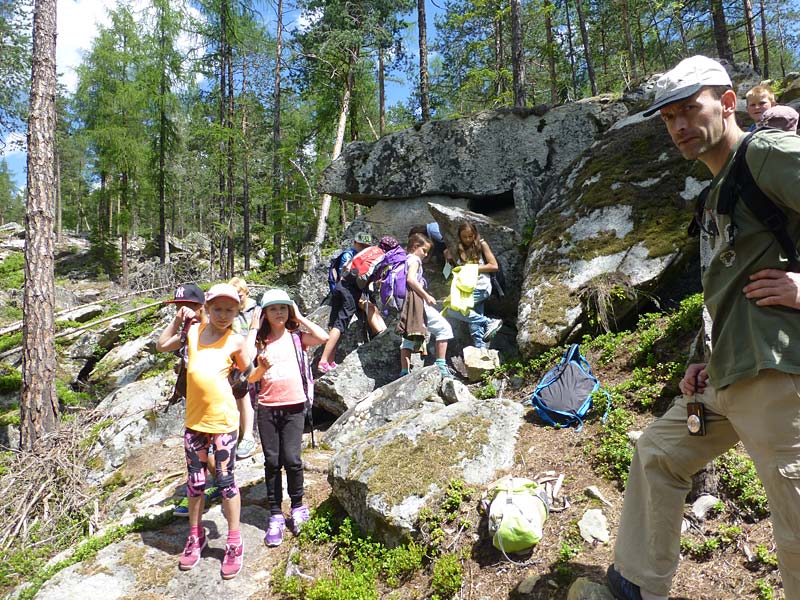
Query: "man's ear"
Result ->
[[721, 89, 738, 117]]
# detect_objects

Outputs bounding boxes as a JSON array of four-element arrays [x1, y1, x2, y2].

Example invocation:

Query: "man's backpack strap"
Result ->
[[718, 130, 800, 271]]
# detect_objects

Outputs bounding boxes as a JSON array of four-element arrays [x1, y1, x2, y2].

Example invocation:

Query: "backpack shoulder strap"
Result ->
[[720, 130, 800, 271]]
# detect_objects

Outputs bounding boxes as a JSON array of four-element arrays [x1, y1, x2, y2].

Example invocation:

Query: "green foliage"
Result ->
[[474, 378, 497, 399], [117, 306, 161, 344], [553, 526, 583, 584], [715, 450, 769, 519], [430, 552, 463, 599], [0, 405, 19, 426], [754, 544, 779, 569], [0, 252, 24, 289], [591, 405, 635, 485], [0, 369, 21, 394], [755, 579, 776, 600], [418, 480, 475, 556], [681, 525, 740, 561], [0, 332, 21, 355], [55, 381, 92, 408]]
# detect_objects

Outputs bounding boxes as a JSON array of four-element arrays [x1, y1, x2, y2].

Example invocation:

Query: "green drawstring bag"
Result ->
[[485, 477, 549, 558]]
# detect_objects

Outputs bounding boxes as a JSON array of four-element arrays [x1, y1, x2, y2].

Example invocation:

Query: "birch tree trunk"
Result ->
[[743, 0, 760, 72], [620, 0, 638, 81], [575, 0, 597, 95], [21, 0, 59, 449], [313, 52, 355, 246]]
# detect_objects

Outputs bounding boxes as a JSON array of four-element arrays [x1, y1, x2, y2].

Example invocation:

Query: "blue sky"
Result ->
[[1, 0, 441, 191]]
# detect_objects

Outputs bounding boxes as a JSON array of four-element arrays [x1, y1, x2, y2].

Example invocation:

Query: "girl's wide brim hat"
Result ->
[[260, 288, 292, 308]]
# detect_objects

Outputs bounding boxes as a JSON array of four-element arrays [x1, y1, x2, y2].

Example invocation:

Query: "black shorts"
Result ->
[[328, 280, 360, 333]]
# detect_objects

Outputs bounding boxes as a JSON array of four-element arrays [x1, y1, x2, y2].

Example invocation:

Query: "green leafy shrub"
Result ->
[[0, 252, 24, 289], [430, 552, 462, 599], [591, 404, 635, 485], [715, 450, 769, 519]]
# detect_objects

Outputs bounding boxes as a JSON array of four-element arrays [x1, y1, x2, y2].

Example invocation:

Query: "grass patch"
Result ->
[[0, 252, 24, 289]]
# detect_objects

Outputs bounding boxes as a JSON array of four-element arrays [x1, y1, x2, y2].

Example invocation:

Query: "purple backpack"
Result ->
[[377, 245, 408, 311]]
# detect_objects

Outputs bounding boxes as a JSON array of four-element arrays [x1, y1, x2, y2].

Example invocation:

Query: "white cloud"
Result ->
[[57, 0, 118, 92]]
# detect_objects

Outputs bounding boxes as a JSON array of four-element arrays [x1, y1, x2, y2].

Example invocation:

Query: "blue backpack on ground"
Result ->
[[527, 344, 610, 431]]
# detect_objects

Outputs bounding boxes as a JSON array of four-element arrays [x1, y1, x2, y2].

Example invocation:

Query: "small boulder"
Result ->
[[462, 346, 500, 382]]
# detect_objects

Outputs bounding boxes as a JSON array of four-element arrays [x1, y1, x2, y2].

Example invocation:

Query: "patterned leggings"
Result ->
[[183, 428, 239, 499]]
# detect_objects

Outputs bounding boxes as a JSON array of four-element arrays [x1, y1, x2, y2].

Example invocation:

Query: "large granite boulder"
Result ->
[[320, 100, 628, 226], [324, 365, 445, 450], [328, 396, 523, 546], [89, 372, 183, 481], [516, 113, 705, 357]]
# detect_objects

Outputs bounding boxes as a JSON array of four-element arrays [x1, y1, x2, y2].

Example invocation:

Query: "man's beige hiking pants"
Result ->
[[614, 369, 800, 599]]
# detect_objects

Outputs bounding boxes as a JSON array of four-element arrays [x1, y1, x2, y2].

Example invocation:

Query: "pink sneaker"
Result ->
[[264, 514, 285, 546], [221, 542, 243, 579], [318, 361, 338, 374], [178, 530, 207, 571]]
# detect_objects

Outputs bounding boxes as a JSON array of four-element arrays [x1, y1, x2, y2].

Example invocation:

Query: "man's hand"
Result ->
[[680, 363, 708, 396], [743, 269, 800, 309]]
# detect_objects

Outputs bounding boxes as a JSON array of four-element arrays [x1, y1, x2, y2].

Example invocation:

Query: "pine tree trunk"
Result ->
[[378, 45, 385, 136], [510, 0, 525, 108], [417, 0, 430, 121], [157, 2, 168, 264], [544, 0, 558, 104], [272, 0, 283, 264], [226, 42, 234, 277], [743, 0, 760, 72], [241, 53, 250, 272], [709, 0, 734, 62], [21, 0, 59, 450], [575, 0, 597, 95], [120, 171, 129, 288]]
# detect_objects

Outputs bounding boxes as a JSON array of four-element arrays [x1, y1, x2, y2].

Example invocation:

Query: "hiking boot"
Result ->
[[236, 437, 257, 459], [318, 361, 337, 374], [178, 530, 207, 571], [221, 542, 244, 579], [264, 514, 286, 547], [289, 505, 311, 535], [606, 564, 642, 600], [483, 318, 503, 341]]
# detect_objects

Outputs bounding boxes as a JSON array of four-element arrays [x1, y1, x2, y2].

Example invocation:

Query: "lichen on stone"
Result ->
[[349, 415, 491, 505]]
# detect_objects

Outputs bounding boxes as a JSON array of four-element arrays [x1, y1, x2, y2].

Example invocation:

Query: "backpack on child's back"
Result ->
[[376, 245, 408, 311], [327, 248, 355, 294], [345, 245, 385, 290]]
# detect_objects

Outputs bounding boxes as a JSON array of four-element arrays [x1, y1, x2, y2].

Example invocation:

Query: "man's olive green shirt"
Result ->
[[703, 129, 800, 388]]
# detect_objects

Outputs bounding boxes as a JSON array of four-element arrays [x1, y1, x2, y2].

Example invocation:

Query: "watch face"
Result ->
[[687, 414, 702, 434]]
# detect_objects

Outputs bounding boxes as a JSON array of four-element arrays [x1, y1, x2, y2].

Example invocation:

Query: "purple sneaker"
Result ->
[[289, 505, 311, 535], [264, 514, 285, 547]]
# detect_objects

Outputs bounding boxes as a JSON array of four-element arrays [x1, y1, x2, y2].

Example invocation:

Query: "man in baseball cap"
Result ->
[[608, 57, 800, 600]]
